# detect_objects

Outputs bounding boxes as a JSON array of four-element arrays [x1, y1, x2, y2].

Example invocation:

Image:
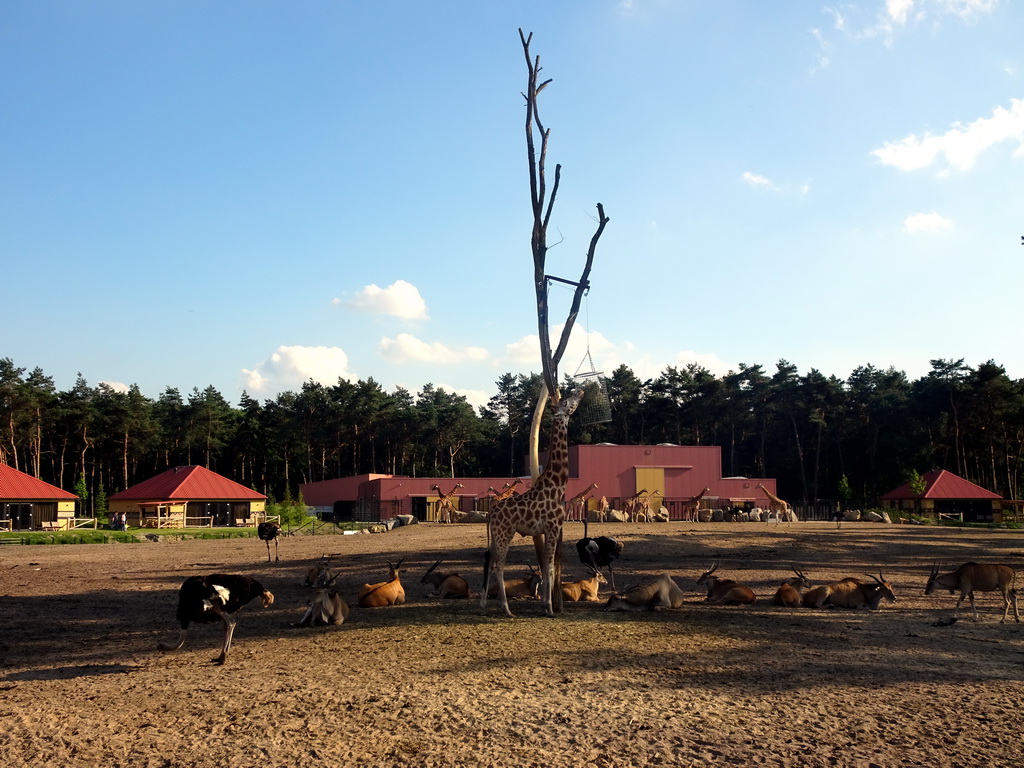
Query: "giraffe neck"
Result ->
[[535, 412, 570, 488]]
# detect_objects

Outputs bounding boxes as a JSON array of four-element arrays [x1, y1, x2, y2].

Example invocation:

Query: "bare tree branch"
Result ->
[[519, 29, 609, 404]]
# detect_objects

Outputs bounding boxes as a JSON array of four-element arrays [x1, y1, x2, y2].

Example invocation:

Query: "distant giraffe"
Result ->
[[636, 490, 660, 523], [757, 483, 791, 523], [595, 496, 610, 522], [623, 488, 647, 523], [566, 483, 598, 523], [489, 478, 523, 503], [482, 388, 584, 617], [683, 487, 711, 522], [431, 483, 463, 524]]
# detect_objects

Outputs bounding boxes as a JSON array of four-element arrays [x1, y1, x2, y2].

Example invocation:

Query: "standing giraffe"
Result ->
[[431, 483, 463, 524], [488, 478, 523, 503], [623, 488, 647, 523], [756, 483, 791, 523], [636, 490, 660, 523], [566, 483, 598, 523], [683, 488, 711, 522], [482, 388, 584, 617]]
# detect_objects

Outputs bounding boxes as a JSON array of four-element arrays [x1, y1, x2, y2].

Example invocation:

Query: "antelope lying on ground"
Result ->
[[925, 562, 1019, 622], [357, 559, 406, 607], [560, 568, 607, 602], [772, 567, 811, 607], [292, 576, 350, 627], [420, 559, 472, 599], [802, 574, 896, 610], [696, 562, 756, 605], [304, 554, 338, 588], [485, 564, 542, 600], [602, 573, 685, 612]]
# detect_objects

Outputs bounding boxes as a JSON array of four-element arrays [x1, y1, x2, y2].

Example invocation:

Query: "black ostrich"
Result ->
[[576, 518, 624, 590], [257, 521, 282, 562], [157, 574, 274, 665]]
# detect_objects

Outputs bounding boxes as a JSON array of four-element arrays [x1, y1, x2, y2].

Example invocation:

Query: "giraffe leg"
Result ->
[[535, 533, 561, 617], [482, 532, 515, 617]]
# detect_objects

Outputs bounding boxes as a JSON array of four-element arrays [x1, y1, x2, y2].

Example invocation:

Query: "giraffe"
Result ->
[[566, 483, 598, 523], [756, 483, 791, 523], [623, 488, 647, 523], [482, 388, 584, 617], [489, 478, 523, 503], [683, 487, 711, 522], [431, 483, 463, 524], [595, 495, 609, 522], [636, 490, 660, 523]]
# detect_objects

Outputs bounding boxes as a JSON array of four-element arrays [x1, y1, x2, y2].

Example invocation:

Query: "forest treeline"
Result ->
[[2, 356, 1022, 513]]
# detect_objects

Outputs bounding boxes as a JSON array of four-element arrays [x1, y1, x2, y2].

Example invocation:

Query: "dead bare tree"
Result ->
[[519, 28, 610, 478]]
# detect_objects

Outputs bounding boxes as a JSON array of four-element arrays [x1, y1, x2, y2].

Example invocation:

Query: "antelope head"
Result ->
[[697, 562, 721, 586]]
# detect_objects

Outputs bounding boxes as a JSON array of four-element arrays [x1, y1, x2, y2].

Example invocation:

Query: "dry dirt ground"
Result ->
[[2, 521, 1023, 768]]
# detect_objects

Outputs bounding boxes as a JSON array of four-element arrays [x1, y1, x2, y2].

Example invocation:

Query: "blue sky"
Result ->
[[3, 1, 1022, 410]]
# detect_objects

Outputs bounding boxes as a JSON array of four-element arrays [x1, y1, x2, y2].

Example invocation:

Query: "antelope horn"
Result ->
[[425, 559, 441, 576]]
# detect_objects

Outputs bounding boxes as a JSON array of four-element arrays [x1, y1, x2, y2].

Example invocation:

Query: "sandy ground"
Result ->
[[1, 521, 1023, 768]]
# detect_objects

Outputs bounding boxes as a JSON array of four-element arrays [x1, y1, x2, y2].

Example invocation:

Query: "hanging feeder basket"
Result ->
[[572, 355, 612, 425]]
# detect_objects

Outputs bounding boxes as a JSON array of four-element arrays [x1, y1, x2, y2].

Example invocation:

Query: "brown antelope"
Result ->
[[803, 574, 896, 610], [602, 573, 686, 612], [560, 568, 607, 602], [772, 567, 811, 607], [925, 562, 1019, 622], [696, 562, 756, 605], [292, 575, 350, 627], [420, 559, 471, 599], [357, 559, 406, 607], [486, 564, 542, 601], [304, 554, 337, 588]]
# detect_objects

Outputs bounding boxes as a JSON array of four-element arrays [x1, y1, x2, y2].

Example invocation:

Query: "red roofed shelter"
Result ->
[[0, 463, 80, 531], [880, 469, 1002, 523], [109, 465, 267, 529]]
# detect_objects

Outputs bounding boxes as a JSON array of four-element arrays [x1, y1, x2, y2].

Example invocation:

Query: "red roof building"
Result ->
[[109, 466, 267, 529], [0, 463, 78, 531], [880, 469, 1002, 522]]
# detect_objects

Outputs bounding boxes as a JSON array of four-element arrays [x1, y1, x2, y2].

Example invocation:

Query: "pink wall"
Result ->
[[302, 444, 781, 519]]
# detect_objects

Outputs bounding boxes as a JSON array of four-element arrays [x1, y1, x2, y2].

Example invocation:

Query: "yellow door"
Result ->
[[634, 468, 665, 508]]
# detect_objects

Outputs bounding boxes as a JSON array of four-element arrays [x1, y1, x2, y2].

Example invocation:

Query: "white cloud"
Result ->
[[826, 0, 997, 50], [903, 211, 954, 233], [500, 325, 734, 385], [942, 0, 998, 20], [742, 171, 779, 191], [436, 384, 490, 411], [871, 98, 1024, 172], [502, 326, 617, 372], [378, 333, 488, 364], [242, 345, 356, 394], [99, 380, 130, 394], [334, 279, 428, 320], [886, 0, 915, 25]]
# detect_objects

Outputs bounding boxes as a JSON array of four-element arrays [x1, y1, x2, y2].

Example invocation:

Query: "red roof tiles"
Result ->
[[0, 463, 79, 500], [880, 469, 1001, 500], [109, 466, 266, 502]]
